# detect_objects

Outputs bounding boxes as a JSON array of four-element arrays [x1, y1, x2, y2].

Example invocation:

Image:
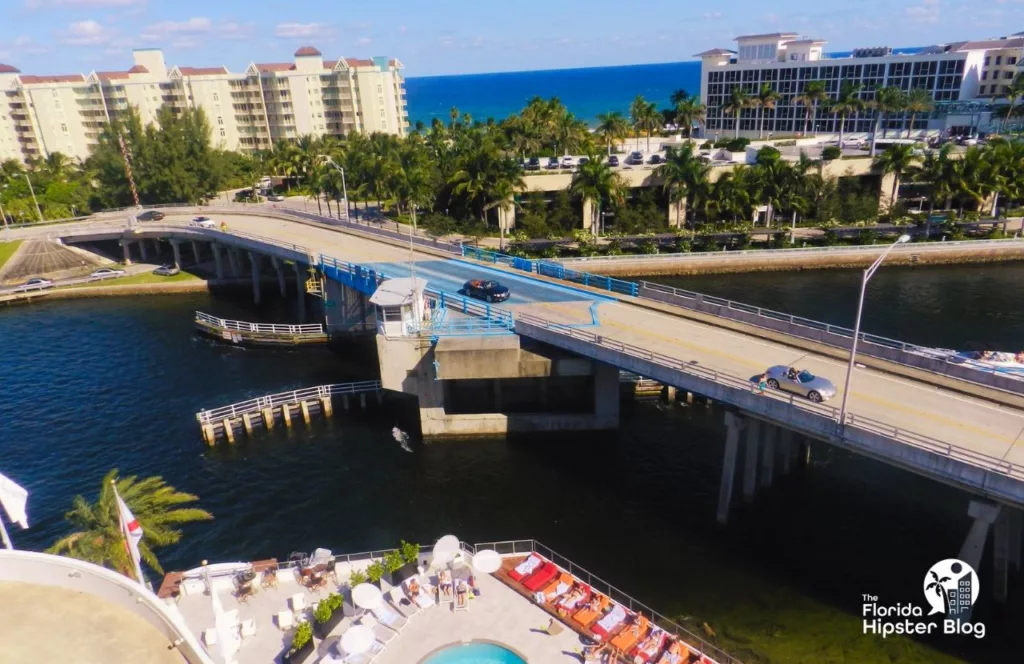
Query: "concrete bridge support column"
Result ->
[[212, 244, 224, 280], [228, 249, 241, 278], [994, 508, 1012, 603], [121, 240, 133, 265], [293, 263, 306, 320], [191, 241, 201, 265], [958, 500, 1001, 608], [779, 429, 794, 475], [718, 412, 745, 525], [1009, 508, 1022, 573], [249, 252, 261, 304], [138, 239, 149, 261], [743, 418, 760, 502], [150, 239, 160, 257], [271, 257, 287, 297], [170, 241, 182, 270], [760, 424, 777, 489]]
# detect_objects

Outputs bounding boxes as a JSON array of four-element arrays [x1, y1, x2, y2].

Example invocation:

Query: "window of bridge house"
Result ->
[[379, 305, 403, 322]]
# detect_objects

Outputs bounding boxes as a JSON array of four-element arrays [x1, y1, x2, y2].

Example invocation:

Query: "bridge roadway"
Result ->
[[22, 210, 1024, 499]]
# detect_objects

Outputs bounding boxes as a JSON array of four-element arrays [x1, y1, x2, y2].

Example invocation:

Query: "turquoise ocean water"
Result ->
[[404, 61, 702, 128]]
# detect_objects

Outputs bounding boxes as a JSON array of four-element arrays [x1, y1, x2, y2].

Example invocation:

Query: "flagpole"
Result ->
[[111, 480, 145, 586], [0, 513, 13, 550]]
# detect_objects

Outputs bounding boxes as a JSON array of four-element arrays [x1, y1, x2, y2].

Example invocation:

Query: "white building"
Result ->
[[0, 46, 409, 164], [697, 31, 1024, 140]]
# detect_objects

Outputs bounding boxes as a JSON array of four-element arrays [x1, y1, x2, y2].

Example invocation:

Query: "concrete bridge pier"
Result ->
[[191, 241, 201, 265], [718, 412, 745, 524], [170, 240, 183, 270], [271, 257, 287, 297], [212, 244, 224, 280], [743, 418, 761, 501], [760, 423, 777, 489], [249, 252, 261, 304], [958, 500, 1002, 606], [121, 240, 133, 265], [293, 263, 306, 320], [138, 239, 149, 261], [228, 248, 241, 278], [779, 428, 794, 475]]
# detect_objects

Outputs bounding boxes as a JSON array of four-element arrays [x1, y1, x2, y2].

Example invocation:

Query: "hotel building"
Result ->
[[0, 46, 409, 165], [697, 31, 1024, 140]]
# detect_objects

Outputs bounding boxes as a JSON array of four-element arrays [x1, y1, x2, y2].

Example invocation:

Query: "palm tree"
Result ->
[[754, 83, 781, 139], [793, 81, 828, 137], [47, 469, 212, 578], [669, 89, 691, 107], [752, 154, 793, 228], [569, 157, 625, 236], [722, 87, 752, 140], [829, 82, 865, 154], [869, 86, 906, 156], [40, 152, 76, 181], [902, 88, 934, 139], [0, 158, 24, 186], [655, 144, 709, 233], [448, 137, 525, 225], [674, 97, 707, 139], [1001, 72, 1024, 132], [630, 95, 662, 153], [984, 140, 1024, 217], [595, 112, 629, 155], [916, 143, 957, 214], [712, 166, 755, 223], [873, 144, 918, 211]]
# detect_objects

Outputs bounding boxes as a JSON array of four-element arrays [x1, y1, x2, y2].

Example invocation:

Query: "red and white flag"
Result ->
[[112, 483, 145, 584]]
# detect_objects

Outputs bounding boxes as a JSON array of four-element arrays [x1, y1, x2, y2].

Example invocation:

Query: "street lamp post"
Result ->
[[0, 200, 9, 242], [321, 156, 348, 220], [25, 173, 42, 222], [838, 234, 911, 429]]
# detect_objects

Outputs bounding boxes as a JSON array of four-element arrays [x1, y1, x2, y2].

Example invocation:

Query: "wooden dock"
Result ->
[[196, 381, 383, 445], [194, 311, 328, 346]]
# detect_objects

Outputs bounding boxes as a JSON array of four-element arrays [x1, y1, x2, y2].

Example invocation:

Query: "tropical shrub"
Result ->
[[366, 561, 385, 584], [290, 622, 313, 653], [348, 569, 368, 586], [822, 146, 841, 161], [383, 550, 405, 573]]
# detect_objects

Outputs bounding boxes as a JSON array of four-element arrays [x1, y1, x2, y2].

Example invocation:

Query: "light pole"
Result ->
[[838, 234, 911, 429], [25, 173, 42, 222], [321, 156, 348, 220], [0, 199, 9, 242]]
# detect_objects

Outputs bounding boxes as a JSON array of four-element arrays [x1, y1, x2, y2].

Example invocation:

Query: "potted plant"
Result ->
[[400, 540, 420, 566], [348, 568, 368, 588], [282, 622, 315, 664], [366, 560, 385, 587], [382, 549, 406, 586], [313, 593, 346, 639]]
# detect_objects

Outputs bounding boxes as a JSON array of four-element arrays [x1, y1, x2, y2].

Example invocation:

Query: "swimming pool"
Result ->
[[422, 642, 527, 664]]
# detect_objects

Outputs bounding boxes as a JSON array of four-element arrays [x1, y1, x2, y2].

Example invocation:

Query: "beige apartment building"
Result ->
[[0, 46, 409, 165]]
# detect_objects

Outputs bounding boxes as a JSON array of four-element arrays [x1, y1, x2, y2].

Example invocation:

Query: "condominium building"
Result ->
[[0, 46, 409, 164], [696, 31, 1024, 139]]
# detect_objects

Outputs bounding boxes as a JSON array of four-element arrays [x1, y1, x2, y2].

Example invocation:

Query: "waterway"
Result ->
[[1, 276, 1021, 663]]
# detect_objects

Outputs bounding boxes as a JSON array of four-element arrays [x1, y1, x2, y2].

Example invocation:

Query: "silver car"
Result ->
[[765, 365, 836, 403]]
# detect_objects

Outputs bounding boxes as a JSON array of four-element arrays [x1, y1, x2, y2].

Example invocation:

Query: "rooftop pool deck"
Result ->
[[159, 540, 732, 664]]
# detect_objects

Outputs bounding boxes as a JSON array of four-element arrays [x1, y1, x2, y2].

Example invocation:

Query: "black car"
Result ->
[[607, 155, 620, 167], [546, 157, 560, 170], [578, 157, 590, 166], [526, 157, 541, 171], [462, 279, 510, 303], [648, 154, 662, 165], [137, 210, 165, 221]]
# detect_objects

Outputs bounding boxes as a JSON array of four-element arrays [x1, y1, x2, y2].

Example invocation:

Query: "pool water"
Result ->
[[422, 642, 526, 664]]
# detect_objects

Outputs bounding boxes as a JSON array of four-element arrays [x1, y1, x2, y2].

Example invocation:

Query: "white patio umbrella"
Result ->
[[431, 534, 460, 565], [351, 582, 383, 610], [209, 579, 240, 664], [341, 624, 375, 655], [472, 549, 502, 574]]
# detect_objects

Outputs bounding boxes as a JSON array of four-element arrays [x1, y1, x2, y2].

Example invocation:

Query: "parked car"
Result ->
[[526, 157, 541, 171], [648, 154, 663, 165], [561, 155, 576, 169], [19, 278, 53, 291], [234, 189, 257, 201], [90, 267, 126, 279], [578, 157, 590, 166], [764, 365, 836, 403], [136, 210, 165, 221], [462, 279, 511, 303], [153, 264, 180, 276], [629, 151, 645, 165], [607, 155, 620, 167], [190, 216, 217, 229], [546, 157, 560, 170], [267, 194, 285, 202]]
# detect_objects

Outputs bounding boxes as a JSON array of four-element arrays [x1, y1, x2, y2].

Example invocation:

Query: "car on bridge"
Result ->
[[90, 267, 126, 279], [462, 279, 510, 303], [190, 216, 217, 229], [765, 365, 836, 403], [17, 278, 54, 291], [136, 210, 165, 221], [267, 194, 285, 202]]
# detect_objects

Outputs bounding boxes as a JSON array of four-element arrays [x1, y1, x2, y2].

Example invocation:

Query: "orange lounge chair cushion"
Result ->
[[539, 572, 574, 598], [572, 593, 609, 626], [611, 617, 648, 651]]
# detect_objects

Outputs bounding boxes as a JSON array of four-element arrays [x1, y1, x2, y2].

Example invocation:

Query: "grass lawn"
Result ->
[[0, 240, 23, 271], [64, 270, 201, 289]]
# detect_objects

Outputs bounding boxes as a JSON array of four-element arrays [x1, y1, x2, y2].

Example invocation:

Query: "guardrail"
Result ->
[[465, 539, 734, 664], [461, 245, 639, 296], [195, 311, 324, 336], [514, 312, 1024, 484], [195, 381, 381, 424]]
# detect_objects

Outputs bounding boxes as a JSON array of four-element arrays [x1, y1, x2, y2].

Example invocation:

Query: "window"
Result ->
[[219, 128, 226, 137], [984, 56, 991, 66], [52, 90, 59, 98], [60, 123, 68, 133], [214, 104, 221, 114], [982, 71, 988, 80], [995, 55, 1002, 65], [1009, 57, 1018, 65], [213, 92, 219, 101], [1006, 71, 1015, 79], [377, 85, 382, 93], [378, 96, 384, 106], [979, 85, 986, 95], [217, 117, 223, 125]]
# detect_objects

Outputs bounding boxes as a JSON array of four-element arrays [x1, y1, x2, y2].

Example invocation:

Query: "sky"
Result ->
[[1, 0, 1022, 78]]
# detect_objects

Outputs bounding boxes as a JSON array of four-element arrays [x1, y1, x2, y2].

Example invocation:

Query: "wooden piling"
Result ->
[[685, 391, 695, 405], [321, 397, 333, 417], [242, 413, 254, 437], [300, 401, 312, 424], [262, 407, 275, 429], [222, 419, 235, 443], [282, 403, 293, 428], [202, 424, 216, 446]]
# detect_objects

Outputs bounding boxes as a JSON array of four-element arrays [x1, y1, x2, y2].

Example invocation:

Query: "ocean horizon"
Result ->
[[404, 60, 702, 128]]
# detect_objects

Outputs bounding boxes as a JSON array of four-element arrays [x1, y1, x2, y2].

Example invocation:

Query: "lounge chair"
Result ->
[[611, 614, 650, 653], [387, 587, 420, 619], [570, 592, 606, 627], [634, 629, 667, 662], [522, 562, 558, 592], [591, 603, 628, 640], [359, 615, 396, 647], [402, 577, 436, 609], [370, 604, 408, 632], [508, 553, 543, 582], [656, 640, 691, 664], [454, 580, 469, 611], [534, 572, 574, 605]]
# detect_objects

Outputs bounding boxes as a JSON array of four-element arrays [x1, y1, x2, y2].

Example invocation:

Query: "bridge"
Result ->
[[14, 203, 1024, 601]]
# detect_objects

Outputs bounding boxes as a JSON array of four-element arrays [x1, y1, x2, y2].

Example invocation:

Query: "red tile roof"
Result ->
[[179, 66, 229, 76], [345, 58, 374, 68], [295, 46, 322, 57], [323, 60, 338, 69], [255, 62, 295, 73], [96, 71, 131, 81], [18, 74, 86, 84], [128, 64, 149, 73], [0, 64, 21, 74]]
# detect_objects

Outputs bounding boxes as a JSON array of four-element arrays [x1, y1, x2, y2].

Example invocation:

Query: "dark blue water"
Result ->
[[2, 285, 1023, 662], [405, 61, 701, 127]]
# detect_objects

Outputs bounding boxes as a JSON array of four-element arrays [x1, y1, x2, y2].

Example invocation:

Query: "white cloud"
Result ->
[[11, 36, 48, 55], [905, 0, 941, 23], [145, 17, 212, 34], [356, 37, 372, 46], [138, 17, 249, 43], [275, 22, 333, 39], [702, 11, 722, 19], [61, 19, 115, 46], [26, 0, 144, 8]]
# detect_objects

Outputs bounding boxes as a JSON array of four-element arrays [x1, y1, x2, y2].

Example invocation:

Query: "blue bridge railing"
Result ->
[[460, 246, 639, 297]]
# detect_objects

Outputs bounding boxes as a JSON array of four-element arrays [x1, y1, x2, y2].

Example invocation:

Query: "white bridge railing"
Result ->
[[196, 381, 381, 424], [195, 311, 324, 336]]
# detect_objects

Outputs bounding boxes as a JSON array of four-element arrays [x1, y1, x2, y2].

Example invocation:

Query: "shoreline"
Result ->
[[0, 277, 269, 306]]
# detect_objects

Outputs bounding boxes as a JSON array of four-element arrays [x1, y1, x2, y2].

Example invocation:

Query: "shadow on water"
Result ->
[[2, 287, 1022, 662]]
